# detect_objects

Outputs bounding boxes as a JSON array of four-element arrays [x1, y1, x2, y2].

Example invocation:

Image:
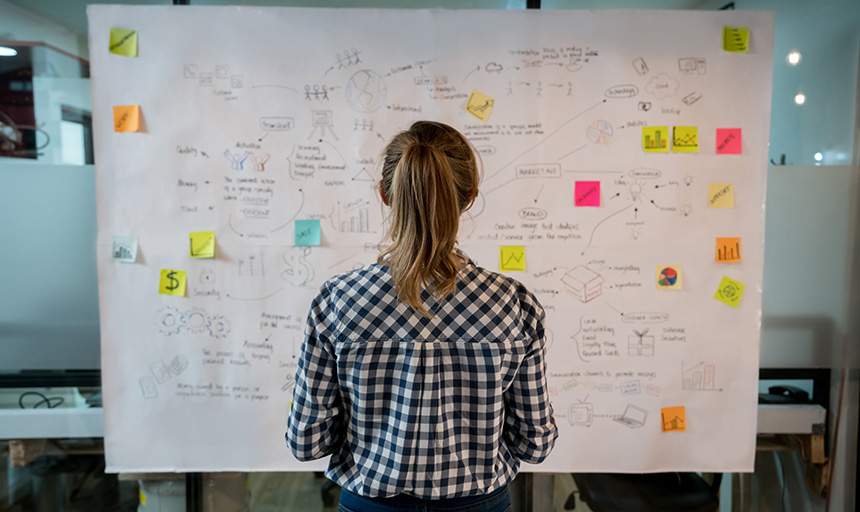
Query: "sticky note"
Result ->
[[500, 246, 526, 272], [109, 27, 138, 57], [113, 105, 140, 132], [714, 276, 746, 308], [295, 219, 321, 246], [672, 126, 698, 153], [159, 269, 186, 296], [189, 231, 215, 258], [708, 183, 734, 208], [661, 406, 686, 432], [642, 126, 669, 152], [112, 236, 138, 263], [656, 265, 682, 290], [722, 26, 749, 53], [465, 90, 495, 122], [139, 489, 147, 506], [715, 237, 742, 262], [575, 181, 601, 207], [716, 128, 742, 154]]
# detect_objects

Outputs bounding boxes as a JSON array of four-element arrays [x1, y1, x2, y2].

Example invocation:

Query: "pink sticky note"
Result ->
[[716, 128, 742, 154], [575, 181, 601, 207]]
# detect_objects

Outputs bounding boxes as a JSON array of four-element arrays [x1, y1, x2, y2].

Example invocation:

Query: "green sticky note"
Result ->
[[500, 246, 526, 272], [713, 276, 746, 308], [189, 231, 215, 258], [295, 219, 321, 246], [159, 269, 186, 296], [109, 27, 138, 57], [722, 26, 749, 53]]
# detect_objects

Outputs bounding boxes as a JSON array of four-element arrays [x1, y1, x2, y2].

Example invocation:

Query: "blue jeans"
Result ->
[[338, 485, 511, 512]]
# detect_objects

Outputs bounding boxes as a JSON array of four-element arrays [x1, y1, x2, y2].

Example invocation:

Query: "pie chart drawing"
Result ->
[[587, 120, 614, 145], [658, 267, 678, 287]]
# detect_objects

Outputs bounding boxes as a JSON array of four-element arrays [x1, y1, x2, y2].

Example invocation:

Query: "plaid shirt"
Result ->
[[286, 252, 557, 498]]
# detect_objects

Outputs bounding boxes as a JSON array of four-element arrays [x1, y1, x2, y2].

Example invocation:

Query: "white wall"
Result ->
[[0, 0, 86, 58]]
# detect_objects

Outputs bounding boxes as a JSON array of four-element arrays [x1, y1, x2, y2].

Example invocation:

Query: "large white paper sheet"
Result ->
[[89, 6, 773, 472]]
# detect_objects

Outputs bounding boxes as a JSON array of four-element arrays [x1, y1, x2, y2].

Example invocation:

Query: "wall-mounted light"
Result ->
[[0, 46, 18, 57], [794, 93, 806, 105], [786, 51, 801, 66]]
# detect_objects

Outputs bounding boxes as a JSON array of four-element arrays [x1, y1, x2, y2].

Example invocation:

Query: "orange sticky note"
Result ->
[[716, 237, 742, 263], [661, 406, 686, 432], [113, 105, 140, 132]]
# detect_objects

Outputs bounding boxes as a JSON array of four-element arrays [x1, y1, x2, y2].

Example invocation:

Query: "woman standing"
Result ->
[[287, 121, 557, 512]]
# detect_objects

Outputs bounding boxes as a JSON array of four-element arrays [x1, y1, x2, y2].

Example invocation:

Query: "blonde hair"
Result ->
[[378, 121, 480, 316]]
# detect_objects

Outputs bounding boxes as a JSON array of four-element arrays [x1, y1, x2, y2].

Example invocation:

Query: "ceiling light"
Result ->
[[0, 46, 18, 57], [794, 93, 806, 105], [786, 51, 801, 65], [814, 152, 823, 162]]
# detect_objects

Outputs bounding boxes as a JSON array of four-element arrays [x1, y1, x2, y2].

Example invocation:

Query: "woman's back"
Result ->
[[287, 252, 556, 498]]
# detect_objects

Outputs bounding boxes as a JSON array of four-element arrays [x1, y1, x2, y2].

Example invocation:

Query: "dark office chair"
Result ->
[[567, 473, 722, 512]]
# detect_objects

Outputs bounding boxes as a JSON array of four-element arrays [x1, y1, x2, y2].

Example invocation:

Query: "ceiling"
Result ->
[[7, 0, 715, 38]]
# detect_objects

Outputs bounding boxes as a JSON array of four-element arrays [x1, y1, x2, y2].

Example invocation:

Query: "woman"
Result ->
[[287, 121, 557, 512]]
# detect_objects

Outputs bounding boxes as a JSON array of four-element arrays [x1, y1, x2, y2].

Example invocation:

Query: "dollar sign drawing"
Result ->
[[165, 271, 180, 291]]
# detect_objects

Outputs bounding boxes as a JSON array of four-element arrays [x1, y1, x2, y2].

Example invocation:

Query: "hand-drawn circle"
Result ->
[[627, 168, 662, 179], [518, 207, 548, 220], [586, 120, 614, 145], [207, 315, 231, 339], [604, 84, 639, 99], [345, 70, 387, 113], [185, 308, 208, 333], [155, 306, 184, 336]]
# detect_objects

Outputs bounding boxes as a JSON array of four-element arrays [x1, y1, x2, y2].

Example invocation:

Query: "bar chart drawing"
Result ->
[[114, 244, 133, 260], [716, 237, 742, 262], [336, 201, 371, 233], [642, 126, 669, 152], [682, 361, 719, 391], [645, 131, 665, 148]]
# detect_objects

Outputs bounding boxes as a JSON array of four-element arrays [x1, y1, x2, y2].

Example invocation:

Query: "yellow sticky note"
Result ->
[[708, 183, 734, 208], [714, 276, 746, 308], [656, 265, 682, 290], [673, 126, 698, 153], [109, 27, 138, 57], [466, 90, 495, 122], [661, 406, 686, 432], [189, 231, 215, 258], [159, 269, 186, 296], [716, 237, 742, 262], [139, 489, 146, 506], [722, 26, 749, 53], [113, 105, 140, 132], [500, 246, 526, 272], [642, 126, 669, 152]]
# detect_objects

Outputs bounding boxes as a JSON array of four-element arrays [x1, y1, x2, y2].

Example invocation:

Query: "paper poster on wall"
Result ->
[[89, 6, 773, 473]]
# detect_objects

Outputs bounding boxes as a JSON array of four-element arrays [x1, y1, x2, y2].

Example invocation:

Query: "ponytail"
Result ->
[[378, 121, 480, 316]]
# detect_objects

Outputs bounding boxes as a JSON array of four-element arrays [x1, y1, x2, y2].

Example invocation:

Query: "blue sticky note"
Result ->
[[295, 219, 321, 246]]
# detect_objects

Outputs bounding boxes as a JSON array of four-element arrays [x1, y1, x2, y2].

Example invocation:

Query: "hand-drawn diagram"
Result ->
[[628, 329, 655, 356], [154, 306, 232, 338], [561, 266, 605, 303], [345, 70, 387, 112], [614, 404, 648, 428], [92, 6, 771, 473], [282, 247, 315, 287]]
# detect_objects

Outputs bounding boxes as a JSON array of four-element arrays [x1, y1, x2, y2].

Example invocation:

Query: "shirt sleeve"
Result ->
[[502, 287, 558, 464], [286, 282, 346, 461]]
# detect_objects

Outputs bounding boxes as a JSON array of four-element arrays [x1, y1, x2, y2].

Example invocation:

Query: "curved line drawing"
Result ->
[[226, 287, 285, 301], [582, 204, 634, 255], [270, 189, 306, 233], [251, 84, 299, 94]]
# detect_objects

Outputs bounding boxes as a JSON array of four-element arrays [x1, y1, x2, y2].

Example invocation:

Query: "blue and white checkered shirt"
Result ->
[[286, 251, 557, 499]]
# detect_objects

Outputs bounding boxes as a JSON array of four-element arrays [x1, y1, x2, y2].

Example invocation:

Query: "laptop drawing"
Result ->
[[614, 405, 648, 428]]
